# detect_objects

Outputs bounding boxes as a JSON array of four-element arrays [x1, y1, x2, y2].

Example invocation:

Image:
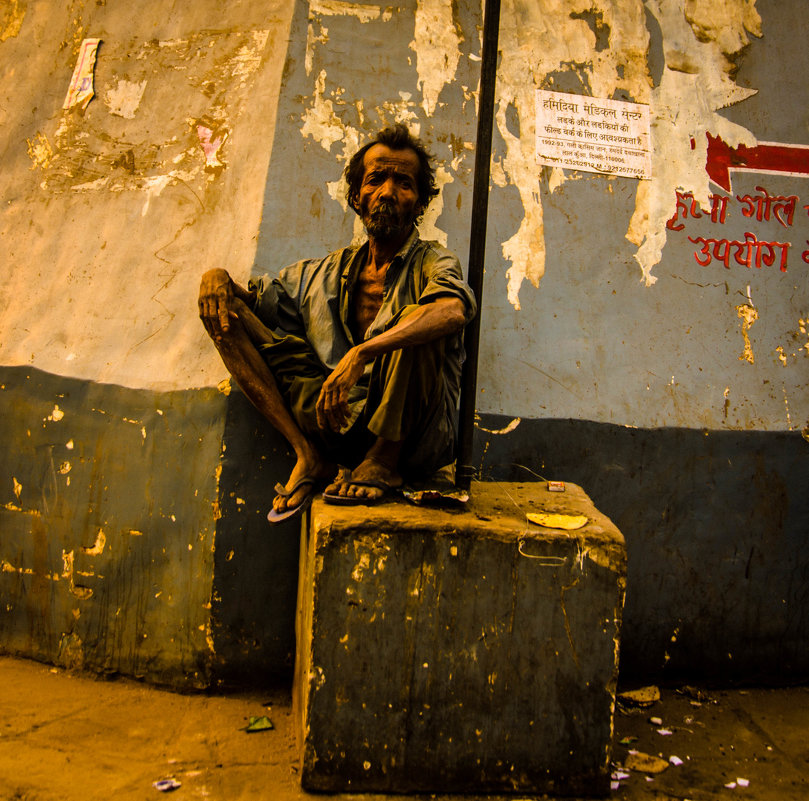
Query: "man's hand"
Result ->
[[316, 346, 369, 432], [199, 268, 237, 341]]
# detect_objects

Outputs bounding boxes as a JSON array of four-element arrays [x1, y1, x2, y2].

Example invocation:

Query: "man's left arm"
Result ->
[[316, 296, 466, 432]]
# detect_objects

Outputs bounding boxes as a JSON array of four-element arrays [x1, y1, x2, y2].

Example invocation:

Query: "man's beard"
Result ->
[[363, 200, 416, 239]]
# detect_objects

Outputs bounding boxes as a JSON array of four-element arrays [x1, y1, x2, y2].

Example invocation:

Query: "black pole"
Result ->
[[456, 0, 501, 491]]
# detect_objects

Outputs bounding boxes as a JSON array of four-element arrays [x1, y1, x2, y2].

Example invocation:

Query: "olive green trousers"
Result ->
[[257, 305, 457, 478]]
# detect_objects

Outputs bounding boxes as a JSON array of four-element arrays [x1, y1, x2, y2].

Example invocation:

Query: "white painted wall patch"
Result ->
[[105, 79, 148, 119]]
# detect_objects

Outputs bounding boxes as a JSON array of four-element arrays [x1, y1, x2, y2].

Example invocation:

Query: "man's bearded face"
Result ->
[[357, 144, 422, 241], [363, 198, 416, 239]]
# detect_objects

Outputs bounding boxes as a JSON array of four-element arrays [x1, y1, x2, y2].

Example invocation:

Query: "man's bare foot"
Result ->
[[273, 451, 330, 514], [323, 456, 403, 503]]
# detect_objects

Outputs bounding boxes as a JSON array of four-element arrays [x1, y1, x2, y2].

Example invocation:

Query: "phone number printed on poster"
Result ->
[[535, 90, 651, 179]]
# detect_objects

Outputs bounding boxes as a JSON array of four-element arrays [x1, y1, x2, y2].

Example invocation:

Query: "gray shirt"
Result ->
[[248, 229, 476, 402]]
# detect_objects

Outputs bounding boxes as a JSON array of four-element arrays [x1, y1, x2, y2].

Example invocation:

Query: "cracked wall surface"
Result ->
[[256, 0, 806, 433], [1, 0, 807, 684]]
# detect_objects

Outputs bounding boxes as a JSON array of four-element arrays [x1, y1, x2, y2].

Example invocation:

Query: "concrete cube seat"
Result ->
[[293, 481, 626, 796]]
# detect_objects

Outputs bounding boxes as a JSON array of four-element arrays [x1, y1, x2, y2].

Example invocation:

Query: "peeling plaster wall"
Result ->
[[1, 0, 807, 684], [0, 0, 297, 685], [256, 0, 807, 433], [254, 0, 808, 680], [0, 2, 292, 391]]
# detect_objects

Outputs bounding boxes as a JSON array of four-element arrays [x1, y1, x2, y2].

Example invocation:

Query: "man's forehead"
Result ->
[[363, 144, 420, 176]]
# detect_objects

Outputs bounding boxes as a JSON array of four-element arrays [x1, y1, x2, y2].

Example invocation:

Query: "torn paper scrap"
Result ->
[[724, 778, 750, 789], [63, 38, 102, 110], [197, 124, 228, 170]]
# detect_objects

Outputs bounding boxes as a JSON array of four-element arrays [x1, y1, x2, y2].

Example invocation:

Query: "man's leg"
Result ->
[[325, 312, 455, 501], [206, 299, 329, 513]]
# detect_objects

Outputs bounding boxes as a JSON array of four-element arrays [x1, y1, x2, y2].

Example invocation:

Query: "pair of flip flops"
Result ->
[[267, 476, 400, 523]]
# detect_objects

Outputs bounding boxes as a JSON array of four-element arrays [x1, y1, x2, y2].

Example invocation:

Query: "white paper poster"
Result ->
[[535, 90, 651, 179]]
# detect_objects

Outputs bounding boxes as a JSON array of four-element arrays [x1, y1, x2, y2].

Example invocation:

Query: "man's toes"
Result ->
[[351, 484, 382, 500], [289, 486, 311, 508]]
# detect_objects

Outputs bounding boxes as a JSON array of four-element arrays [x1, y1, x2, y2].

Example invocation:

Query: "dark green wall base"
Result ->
[[0, 367, 308, 689], [3, 365, 806, 687], [474, 413, 809, 684], [0, 366, 225, 688], [210, 389, 303, 687]]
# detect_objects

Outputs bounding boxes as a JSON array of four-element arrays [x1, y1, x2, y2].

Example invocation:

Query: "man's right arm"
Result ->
[[198, 268, 257, 341]]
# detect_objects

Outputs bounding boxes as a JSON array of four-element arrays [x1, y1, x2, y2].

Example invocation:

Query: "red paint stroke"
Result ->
[[706, 133, 809, 192]]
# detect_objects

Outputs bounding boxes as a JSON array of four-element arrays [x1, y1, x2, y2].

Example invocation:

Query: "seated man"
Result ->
[[198, 124, 476, 521]]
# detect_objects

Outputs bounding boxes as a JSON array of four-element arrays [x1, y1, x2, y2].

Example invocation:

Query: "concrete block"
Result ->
[[293, 481, 626, 796]]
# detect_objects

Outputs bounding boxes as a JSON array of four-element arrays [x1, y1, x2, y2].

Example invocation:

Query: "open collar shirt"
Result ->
[[249, 228, 477, 396]]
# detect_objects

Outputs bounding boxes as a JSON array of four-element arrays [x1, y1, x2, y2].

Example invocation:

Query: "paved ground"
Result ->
[[1, 655, 807, 801]]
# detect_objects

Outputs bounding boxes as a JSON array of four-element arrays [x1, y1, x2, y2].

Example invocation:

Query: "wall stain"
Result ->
[[0, 0, 25, 41]]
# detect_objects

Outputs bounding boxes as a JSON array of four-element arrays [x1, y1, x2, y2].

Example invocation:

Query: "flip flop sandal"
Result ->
[[322, 479, 400, 506], [267, 477, 317, 524]]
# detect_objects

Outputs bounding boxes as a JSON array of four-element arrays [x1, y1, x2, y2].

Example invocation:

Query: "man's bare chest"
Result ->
[[352, 263, 387, 340]]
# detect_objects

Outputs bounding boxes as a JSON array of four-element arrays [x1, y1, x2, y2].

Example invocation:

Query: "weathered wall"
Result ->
[[1, 0, 807, 686], [0, 366, 224, 687], [0, 0, 298, 686], [254, 0, 808, 682]]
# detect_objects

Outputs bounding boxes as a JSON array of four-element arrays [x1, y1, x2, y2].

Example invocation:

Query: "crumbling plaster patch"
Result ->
[[0, 0, 26, 42], [628, 0, 760, 286], [298, 0, 764, 307], [411, 0, 462, 116], [104, 78, 148, 119], [34, 31, 270, 196], [302, 0, 463, 236]]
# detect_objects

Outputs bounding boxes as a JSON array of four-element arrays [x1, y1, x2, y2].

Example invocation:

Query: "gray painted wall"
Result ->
[[253, 0, 809, 682]]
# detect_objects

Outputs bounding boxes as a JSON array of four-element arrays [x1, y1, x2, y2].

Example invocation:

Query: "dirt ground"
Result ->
[[1, 655, 808, 801]]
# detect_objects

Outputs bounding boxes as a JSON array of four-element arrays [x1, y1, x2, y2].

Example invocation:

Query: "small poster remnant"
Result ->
[[535, 90, 651, 179], [63, 38, 102, 110], [197, 124, 229, 171]]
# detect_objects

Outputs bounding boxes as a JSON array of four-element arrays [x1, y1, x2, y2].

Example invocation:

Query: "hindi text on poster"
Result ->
[[535, 90, 651, 179]]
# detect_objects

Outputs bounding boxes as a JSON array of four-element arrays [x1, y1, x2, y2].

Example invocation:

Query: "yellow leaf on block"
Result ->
[[526, 512, 588, 530]]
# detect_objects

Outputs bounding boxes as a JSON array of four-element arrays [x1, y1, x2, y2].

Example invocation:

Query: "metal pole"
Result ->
[[456, 0, 501, 491]]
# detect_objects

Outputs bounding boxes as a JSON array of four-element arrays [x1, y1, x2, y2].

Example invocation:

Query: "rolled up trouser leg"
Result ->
[[363, 306, 457, 478]]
